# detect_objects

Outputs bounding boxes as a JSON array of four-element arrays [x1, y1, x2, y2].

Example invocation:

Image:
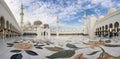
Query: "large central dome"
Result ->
[[34, 20, 42, 25]]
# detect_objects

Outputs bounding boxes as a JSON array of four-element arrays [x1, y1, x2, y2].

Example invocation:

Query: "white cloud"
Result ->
[[101, 0, 114, 8], [94, 9, 101, 16], [90, 0, 104, 4], [4, 0, 83, 24], [78, 19, 83, 23], [4, 0, 118, 30], [90, 0, 114, 8]]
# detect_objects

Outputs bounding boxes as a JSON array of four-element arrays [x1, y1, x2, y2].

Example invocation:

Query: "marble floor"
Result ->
[[0, 36, 120, 59]]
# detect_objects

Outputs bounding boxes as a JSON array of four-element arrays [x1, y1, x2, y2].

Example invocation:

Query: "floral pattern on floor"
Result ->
[[6, 39, 120, 59]]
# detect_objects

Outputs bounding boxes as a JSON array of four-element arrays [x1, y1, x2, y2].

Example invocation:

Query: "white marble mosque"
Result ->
[[0, 0, 120, 59]]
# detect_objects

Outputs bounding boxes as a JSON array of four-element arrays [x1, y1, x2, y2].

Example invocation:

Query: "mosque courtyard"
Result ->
[[0, 0, 120, 59], [0, 35, 120, 59]]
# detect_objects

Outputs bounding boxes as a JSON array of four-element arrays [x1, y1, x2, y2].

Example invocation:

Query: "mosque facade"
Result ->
[[0, 0, 22, 39], [84, 8, 120, 40], [22, 20, 50, 38], [19, 2, 51, 38]]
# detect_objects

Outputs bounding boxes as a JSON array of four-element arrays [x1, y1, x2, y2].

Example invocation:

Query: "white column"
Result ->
[[37, 28, 42, 38], [3, 29, 4, 40], [48, 29, 51, 38], [56, 16, 59, 37]]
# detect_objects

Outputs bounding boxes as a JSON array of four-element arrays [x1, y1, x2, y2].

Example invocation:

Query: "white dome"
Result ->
[[90, 14, 97, 21], [108, 8, 116, 15], [91, 14, 94, 17], [44, 24, 49, 28], [24, 21, 31, 27], [34, 20, 42, 25], [40, 24, 44, 28], [98, 15, 104, 20], [91, 14, 96, 18], [26, 21, 31, 25]]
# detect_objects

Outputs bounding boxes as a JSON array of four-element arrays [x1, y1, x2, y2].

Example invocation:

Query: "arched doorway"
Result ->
[[0, 16, 2, 38], [95, 28, 98, 36], [10, 24, 12, 30], [114, 22, 119, 36], [6, 21, 9, 29], [105, 25, 108, 37], [109, 23, 113, 38], [102, 26, 104, 37], [44, 31, 46, 36], [0, 17, 1, 28], [0, 16, 5, 39], [99, 27, 101, 37], [98, 28, 99, 37], [9, 24, 12, 37], [97, 28, 98, 36], [0, 16, 5, 29], [6, 21, 9, 37]]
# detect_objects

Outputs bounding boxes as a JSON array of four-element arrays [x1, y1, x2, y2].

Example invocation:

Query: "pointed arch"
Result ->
[[0, 16, 5, 29]]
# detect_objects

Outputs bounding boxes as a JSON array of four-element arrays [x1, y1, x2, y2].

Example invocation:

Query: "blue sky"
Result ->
[[5, 0, 120, 30]]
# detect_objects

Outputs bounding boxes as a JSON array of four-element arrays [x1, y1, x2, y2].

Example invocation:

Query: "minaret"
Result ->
[[83, 9, 87, 26], [56, 16, 59, 37], [20, 1, 24, 29], [83, 9, 87, 34]]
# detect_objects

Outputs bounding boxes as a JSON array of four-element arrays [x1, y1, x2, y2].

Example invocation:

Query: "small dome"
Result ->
[[91, 14, 96, 17], [108, 8, 116, 15], [91, 14, 95, 17], [34, 20, 42, 25], [40, 24, 44, 28], [90, 14, 97, 21], [26, 21, 31, 26], [98, 15, 104, 20], [44, 24, 49, 28], [24, 20, 31, 27]]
